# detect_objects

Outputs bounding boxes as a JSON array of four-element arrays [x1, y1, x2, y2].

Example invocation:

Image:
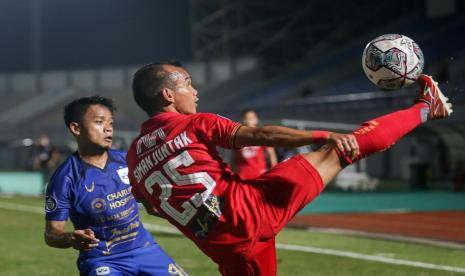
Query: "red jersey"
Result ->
[[127, 112, 256, 261], [233, 146, 267, 179]]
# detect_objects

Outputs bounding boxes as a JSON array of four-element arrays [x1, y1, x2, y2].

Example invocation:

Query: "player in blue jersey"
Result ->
[[44, 96, 186, 276]]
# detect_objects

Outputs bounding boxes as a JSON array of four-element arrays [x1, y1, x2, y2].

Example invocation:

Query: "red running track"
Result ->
[[290, 211, 465, 243]]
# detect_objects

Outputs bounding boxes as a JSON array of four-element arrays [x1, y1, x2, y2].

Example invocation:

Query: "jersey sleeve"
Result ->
[[193, 113, 242, 149], [45, 170, 72, 221]]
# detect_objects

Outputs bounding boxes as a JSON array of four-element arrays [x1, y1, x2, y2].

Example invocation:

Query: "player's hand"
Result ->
[[328, 132, 360, 159], [70, 229, 100, 251]]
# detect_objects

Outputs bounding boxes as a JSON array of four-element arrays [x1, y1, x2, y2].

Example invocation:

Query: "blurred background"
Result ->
[[1, 0, 464, 192], [0, 1, 465, 270]]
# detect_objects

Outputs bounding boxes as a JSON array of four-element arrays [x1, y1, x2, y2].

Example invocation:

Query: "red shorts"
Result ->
[[207, 155, 324, 275], [219, 238, 277, 276]]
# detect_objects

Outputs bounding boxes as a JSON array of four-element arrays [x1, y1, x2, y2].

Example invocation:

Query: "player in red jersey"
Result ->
[[232, 109, 278, 179], [126, 61, 453, 275]]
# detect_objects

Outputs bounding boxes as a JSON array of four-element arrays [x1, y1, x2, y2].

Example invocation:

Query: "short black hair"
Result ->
[[63, 95, 114, 128], [132, 61, 183, 116], [241, 108, 257, 117]]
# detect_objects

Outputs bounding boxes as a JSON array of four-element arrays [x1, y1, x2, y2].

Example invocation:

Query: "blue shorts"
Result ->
[[78, 244, 187, 276]]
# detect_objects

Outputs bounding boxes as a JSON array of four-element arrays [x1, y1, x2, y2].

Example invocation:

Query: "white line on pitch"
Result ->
[[146, 223, 465, 274], [306, 227, 465, 250], [0, 201, 43, 213], [276, 243, 465, 274], [2, 201, 465, 273], [143, 222, 180, 235]]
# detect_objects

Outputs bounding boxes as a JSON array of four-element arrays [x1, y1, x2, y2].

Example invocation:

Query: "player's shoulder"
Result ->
[[49, 152, 82, 186], [192, 112, 234, 123]]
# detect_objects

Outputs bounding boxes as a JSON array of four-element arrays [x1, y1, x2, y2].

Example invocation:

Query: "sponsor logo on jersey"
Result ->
[[45, 196, 57, 212], [133, 131, 193, 183], [91, 198, 107, 213], [136, 127, 166, 155], [84, 181, 95, 192], [96, 266, 110, 275], [116, 167, 130, 185]]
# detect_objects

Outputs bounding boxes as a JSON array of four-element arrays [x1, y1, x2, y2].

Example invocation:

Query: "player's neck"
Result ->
[[160, 105, 179, 114], [78, 149, 108, 169]]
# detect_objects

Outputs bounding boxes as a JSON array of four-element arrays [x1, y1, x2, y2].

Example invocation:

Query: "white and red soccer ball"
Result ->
[[362, 34, 424, 90]]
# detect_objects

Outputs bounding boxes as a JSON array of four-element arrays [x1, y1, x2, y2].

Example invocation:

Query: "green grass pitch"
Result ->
[[1, 196, 464, 275]]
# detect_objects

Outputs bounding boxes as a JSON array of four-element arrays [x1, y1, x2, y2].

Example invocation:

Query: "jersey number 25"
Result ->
[[143, 151, 216, 226]]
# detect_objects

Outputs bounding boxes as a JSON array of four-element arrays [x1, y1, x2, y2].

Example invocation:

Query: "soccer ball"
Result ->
[[362, 34, 424, 90]]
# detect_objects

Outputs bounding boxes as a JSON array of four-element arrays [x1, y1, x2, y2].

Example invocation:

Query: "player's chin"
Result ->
[[100, 141, 112, 149]]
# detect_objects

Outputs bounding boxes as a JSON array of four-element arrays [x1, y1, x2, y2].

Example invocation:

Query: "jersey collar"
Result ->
[[141, 111, 180, 131], [74, 150, 114, 173]]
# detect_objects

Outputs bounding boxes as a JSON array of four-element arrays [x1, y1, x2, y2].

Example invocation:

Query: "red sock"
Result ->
[[338, 103, 429, 165]]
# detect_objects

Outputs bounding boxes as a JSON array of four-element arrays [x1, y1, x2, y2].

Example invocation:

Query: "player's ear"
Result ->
[[161, 88, 175, 104], [69, 122, 81, 136]]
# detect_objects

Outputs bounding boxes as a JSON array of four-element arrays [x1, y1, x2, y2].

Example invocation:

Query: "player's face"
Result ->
[[242, 111, 259, 127], [166, 66, 199, 115], [79, 104, 114, 150]]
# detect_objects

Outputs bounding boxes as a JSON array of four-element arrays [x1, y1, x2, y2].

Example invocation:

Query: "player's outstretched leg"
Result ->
[[239, 75, 454, 276], [306, 74, 453, 185], [343, 74, 453, 163]]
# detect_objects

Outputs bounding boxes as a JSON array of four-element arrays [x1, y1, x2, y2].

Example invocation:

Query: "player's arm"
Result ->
[[44, 220, 99, 250], [265, 147, 278, 167], [195, 113, 358, 158], [235, 126, 359, 159], [44, 170, 100, 251], [44, 220, 72, 248]]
